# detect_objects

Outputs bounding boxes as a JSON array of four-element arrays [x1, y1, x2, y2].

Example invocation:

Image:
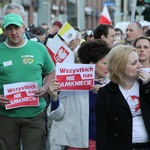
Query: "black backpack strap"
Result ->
[[0, 33, 7, 43]]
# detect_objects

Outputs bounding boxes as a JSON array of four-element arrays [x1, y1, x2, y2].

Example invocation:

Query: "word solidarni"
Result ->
[[7, 84, 37, 93], [60, 67, 94, 74]]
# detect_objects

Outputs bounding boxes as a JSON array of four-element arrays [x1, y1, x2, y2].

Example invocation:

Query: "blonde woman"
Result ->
[[96, 45, 150, 150]]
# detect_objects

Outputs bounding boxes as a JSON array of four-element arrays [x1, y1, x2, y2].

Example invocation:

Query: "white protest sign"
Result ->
[[4, 82, 39, 110], [56, 63, 95, 90]]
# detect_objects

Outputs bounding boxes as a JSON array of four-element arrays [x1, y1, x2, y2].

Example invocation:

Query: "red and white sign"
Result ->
[[46, 35, 74, 65], [56, 63, 95, 90], [3, 82, 39, 110]]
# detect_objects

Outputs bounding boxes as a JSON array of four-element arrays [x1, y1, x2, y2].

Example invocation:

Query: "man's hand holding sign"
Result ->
[[0, 94, 10, 107], [3, 82, 39, 109]]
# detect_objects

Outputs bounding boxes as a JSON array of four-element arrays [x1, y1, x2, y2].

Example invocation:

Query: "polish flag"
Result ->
[[98, 5, 112, 25]]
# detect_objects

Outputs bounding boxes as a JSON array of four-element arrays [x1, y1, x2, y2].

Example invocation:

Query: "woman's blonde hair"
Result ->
[[107, 45, 136, 84]]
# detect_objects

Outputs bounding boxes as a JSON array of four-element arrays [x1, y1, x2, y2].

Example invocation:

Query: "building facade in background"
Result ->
[[0, 0, 150, 30]]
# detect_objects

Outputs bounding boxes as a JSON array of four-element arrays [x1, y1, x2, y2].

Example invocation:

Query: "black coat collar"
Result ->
[[107, 81, 131, 112]]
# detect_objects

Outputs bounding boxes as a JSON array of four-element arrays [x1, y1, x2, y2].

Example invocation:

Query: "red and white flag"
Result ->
[[98, 5, 112, 25], [46, 35, 74, 65]]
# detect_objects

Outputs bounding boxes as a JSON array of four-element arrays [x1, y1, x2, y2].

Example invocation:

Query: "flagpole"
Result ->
[[131, 0, 137, 21]]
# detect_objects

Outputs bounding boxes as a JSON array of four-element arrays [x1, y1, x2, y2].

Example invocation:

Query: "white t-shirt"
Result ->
[[119, 80, 149, 143]]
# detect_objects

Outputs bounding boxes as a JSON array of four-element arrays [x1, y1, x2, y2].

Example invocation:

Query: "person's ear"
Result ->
[[22, 24, 26, 30], [101, 35, 105, 40], [77, 38, 80, 43]]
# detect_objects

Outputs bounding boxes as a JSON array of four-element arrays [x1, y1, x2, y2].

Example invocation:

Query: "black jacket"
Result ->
[[96, 81, 150, 150], [0, 31, 42, 43]]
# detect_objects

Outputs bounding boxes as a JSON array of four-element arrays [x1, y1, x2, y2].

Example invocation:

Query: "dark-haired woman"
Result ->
[[47, 39, 110, 150]]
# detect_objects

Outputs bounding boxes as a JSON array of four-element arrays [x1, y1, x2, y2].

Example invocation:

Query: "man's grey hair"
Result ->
[[130, 21, 142, 30], [3, 3, 25, 17]]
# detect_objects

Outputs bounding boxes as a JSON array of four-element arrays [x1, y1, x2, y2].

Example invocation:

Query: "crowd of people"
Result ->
[[0, 2, 150, 150]]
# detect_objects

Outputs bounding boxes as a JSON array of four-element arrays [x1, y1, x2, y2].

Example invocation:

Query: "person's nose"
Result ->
[[139, 47, 144, 52], [11, 28, 16, 34]]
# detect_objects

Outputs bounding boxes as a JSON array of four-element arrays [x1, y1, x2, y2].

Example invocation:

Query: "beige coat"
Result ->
[[47, 90, 89, 149]]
